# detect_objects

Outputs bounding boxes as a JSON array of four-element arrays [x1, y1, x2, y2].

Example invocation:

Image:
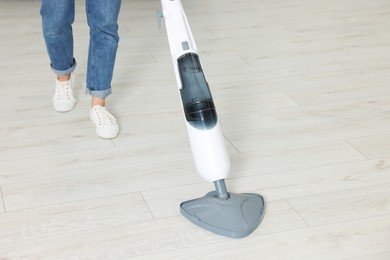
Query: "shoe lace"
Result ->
[[55, 81, 72, 100], [94, 106, 116, 126]]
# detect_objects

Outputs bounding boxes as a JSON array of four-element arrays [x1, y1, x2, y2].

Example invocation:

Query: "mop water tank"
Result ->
[[178, 53, 217, 130]]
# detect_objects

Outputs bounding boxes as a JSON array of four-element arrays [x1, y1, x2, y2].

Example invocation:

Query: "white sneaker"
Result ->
[[53, 77, 77, 112], [90, 105, 120, 139]]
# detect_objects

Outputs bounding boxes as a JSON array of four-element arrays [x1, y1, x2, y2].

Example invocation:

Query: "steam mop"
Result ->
[[158, 0, 265, 238]]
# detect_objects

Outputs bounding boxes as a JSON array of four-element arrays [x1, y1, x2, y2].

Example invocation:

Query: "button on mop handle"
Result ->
[[159, 0, 231, 184]]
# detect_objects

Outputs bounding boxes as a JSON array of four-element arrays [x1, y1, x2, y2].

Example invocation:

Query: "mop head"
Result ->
[[180, 191, 265, 238]]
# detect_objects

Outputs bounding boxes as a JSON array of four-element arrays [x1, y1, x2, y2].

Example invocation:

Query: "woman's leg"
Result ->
[[85, 0, 121, 102], [41, 0, 77, 112], [86, 0, 121, 138], [41, 0, 76, 76]]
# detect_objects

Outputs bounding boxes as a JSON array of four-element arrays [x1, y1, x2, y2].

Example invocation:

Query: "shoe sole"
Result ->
[[96, 129, 119, 139], [53, 102, 76, 112]]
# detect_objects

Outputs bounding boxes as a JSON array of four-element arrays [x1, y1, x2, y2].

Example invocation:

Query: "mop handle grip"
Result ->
[[160, 0, 200, 89]]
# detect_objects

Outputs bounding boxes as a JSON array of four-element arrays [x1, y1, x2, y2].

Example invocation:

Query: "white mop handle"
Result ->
[[160, 0, 230, 183], [161, 0, 198, 89]]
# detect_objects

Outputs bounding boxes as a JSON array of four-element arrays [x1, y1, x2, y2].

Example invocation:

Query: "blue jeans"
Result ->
[[40, 0, 121, 98]]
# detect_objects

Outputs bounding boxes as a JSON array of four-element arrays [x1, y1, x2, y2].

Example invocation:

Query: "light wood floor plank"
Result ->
[[287, 184, 390, 226], [0, 192, 153, 245], [1, 214, 387, 259], [347, 134, 390, 160], [344, 251, 390, 260], [128, 216, 390, 260]]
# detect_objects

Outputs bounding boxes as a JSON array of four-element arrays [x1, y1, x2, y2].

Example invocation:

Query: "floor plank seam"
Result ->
[[343, 139, 370, 160], [346, 133, 390, 142], [331, 57, 350, 70], [140, 191, 156, 220], [1, 191, 149, 214], [284, 199, 311, 228], [373, 32, 390, 42], [283, 182, 390, 204], [223, 133, 240, 154], [225, 156, 371, 181], [0, 184, 6, 213], [0, 219, 153, 248], [237, 54, 253, 67], [139, 180, 207, 194], [281, 90, 302, 106], [305, 213, 390, 230]]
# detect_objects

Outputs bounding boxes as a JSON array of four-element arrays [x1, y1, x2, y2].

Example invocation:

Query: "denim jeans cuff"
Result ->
[[51, 58, 77, 75], [86, 88, 112, 99]]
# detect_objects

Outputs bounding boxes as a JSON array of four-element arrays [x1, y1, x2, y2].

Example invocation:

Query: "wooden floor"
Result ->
[[1, 0, 390, 259]]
